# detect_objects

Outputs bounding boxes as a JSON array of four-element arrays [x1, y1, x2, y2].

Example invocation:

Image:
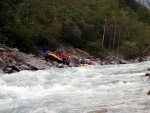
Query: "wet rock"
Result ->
[[29, 65, 39, 71], [69, 62, 75, 67], [58, 63, 64, 68], [92, 109, 107, 113], [145, 68, 150, 76], [51, 61, 59, 67], [147, 90, 150, 95], [63, 65, 69, 68], [119, 59, 129, 64], [3, 67, 12, 73], [147, 68, 150, 71], [95, 58, 101, 64], [3, 66, 20, 73], [46, 62, 53, 67]]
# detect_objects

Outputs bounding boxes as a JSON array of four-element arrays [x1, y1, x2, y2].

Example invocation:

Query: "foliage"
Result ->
[[0, 0, 150, 57], [87, 41, 107, 57], [119, 41, 139, 58]]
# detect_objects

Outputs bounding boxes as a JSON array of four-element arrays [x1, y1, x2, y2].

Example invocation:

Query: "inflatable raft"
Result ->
[[48, 53, 63, 63]]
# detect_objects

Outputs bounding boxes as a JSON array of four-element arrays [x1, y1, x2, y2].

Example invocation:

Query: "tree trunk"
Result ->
[[102, 17, 107, 47], [117, 28, 121, 52], [53, 0, 57, 20], [113, 19, 117, 49]]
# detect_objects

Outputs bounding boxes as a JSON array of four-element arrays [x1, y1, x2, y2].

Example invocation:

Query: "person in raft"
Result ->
[[81, 58, 86, 64], [44, 50, 50, 61], [66, 54, 71, 66], [61, 52, 67, 64], [61, 52, 71, 65]]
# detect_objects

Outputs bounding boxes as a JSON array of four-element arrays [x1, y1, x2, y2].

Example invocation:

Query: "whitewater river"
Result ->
[[0, 61, 150, 113]]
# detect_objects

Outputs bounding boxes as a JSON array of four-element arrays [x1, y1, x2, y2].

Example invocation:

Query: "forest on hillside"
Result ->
[[0, 0, 150, 58]]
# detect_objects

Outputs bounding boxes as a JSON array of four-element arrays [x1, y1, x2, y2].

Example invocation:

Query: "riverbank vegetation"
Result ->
[[0, 0, 150, 58]]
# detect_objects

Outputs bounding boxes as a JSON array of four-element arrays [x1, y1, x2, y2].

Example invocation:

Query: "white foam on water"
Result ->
[[0, 61, 150, 113]]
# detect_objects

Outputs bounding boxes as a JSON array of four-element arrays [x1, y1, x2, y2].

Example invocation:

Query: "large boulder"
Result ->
[[23, 58, 52, 70], [9, 51, 27, 62], [3, 66, 21, 73]]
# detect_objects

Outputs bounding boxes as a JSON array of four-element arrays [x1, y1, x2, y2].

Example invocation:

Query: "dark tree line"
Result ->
[[0, 0, 150, 58]]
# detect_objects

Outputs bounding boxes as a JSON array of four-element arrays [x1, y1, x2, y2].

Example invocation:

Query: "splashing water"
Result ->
[[0, 61, 150, 113]]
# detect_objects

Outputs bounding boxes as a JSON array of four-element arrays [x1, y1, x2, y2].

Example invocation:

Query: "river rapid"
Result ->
[[0, 61, 150, 113]]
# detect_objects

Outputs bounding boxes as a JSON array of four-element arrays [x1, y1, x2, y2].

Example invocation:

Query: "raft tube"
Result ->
[[78, 64, 88, 67], [48, 53, 63, 63]]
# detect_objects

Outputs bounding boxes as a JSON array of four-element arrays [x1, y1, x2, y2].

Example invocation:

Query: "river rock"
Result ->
[[0, 57, 6, 67], [93, 109, 107, 113], [51, 61, 59, 67], [69, 62, 75, 67], [10, 51, 27, 62], [0, 69, 4, 74], [13, 48, 19, 52], [74, 48, 90, 57], [145, 68, 150, 76], [3, 66, 20, 73], [119, 59, 129, 64], [57, 63, 64, 68], [147, 90, 150, 95], [24, 59, 50, 70], [0, 48, 5, 52], [18, 64, 30, 70]]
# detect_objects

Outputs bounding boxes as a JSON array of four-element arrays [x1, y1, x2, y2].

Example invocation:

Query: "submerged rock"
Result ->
[[90, 109, 107, 113], [145, 68, 150, 76], [147, 90, 150, 95]]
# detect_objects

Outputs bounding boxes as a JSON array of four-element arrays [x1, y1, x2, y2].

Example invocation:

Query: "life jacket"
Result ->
[[61, 53, 66, 59], [67, 55, 71, 60], [77, 59, 81, 64], [85, 59, 90, 64], [53, 51, 57, 55]]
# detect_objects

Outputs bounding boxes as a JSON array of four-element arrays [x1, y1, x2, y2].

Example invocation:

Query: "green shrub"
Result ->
[[86, 41, 107, 57], [119, 41, 139, 58]]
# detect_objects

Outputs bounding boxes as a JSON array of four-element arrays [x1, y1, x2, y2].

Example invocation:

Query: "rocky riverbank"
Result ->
[[0, 44, 150, 74]]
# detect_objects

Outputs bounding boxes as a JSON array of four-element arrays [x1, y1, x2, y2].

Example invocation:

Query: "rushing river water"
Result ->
[[0, 61, 150, 113]]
